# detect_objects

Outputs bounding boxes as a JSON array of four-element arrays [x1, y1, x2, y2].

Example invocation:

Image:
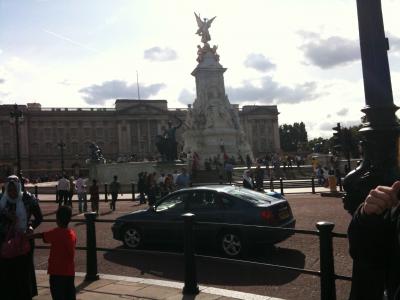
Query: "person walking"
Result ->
[[175, 168, 190, 190], [146, 173, 157, 207], [137, 172, 146, 204], [27, 206, 77, 300], [109, 176, 121, 211], [224, 161, 234, 184], [57, 175, 70, 207], [254, 164, 265, 191], [75, 175, 87, 213], [242, 169, 255, 190], [89, 179, 99, 214], [68, 176, 75, 208], [0, 175, 43, 299]]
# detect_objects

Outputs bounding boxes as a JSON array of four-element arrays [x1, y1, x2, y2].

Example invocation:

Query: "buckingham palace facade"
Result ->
[[0, 99, 280, 177]]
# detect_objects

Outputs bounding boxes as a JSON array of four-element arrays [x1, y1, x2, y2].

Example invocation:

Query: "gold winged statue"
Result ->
[[194, 12, 216, 44]]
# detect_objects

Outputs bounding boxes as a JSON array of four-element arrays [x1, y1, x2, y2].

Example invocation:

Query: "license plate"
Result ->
[[278, 209, 289, 220]]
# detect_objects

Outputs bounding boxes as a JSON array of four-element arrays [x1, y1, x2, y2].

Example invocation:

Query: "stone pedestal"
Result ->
[[183, 43, 253, 167]]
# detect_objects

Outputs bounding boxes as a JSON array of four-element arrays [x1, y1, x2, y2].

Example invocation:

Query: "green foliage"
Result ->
[[329, 124, 363, 158], [279, 122, 308, 152], [307, 137, 331, 154]]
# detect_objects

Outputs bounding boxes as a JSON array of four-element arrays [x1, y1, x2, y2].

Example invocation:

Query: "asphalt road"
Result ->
[[33, 193, 352, 300]]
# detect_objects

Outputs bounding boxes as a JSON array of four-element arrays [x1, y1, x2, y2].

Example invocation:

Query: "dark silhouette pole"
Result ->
[[343, 0, 400, 298], [10, 104, 23, 186], [58, 141, 66, 174], [343, 0, 399, 213]]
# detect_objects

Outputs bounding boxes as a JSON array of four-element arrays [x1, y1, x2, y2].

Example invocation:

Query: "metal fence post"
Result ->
[[316, 221, 336, 300], [279, 177, 284, 196], [131, 183, 135, 201], [104, 184, 108, 202], [34, 185, 38, 199], [84, 212, 99, 281], [55, 185, 58, 204], [338, 176, 343, 192], [182, 213, 199, 295], [312, 177, 316, 194]]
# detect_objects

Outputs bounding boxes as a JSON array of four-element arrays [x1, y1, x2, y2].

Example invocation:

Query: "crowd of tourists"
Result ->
[[137, 168, 191, 206]]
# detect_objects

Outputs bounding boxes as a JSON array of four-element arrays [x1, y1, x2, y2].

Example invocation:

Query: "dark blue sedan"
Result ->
[[112, 185, 295, 258]]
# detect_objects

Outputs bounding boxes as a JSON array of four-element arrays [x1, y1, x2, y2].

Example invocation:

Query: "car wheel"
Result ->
[[219, 231, 243, 258], [123, 226, 142, 249]]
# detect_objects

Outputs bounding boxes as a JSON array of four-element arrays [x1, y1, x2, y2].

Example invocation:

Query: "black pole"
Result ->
[[311, 177, 315, 194], [270, 178, 274, 191], [34, 185, 38, 199], [55, 185, 59, 204], [338, 176, 343, 192], [182, 213, 199, 295], [343, 0, 400, 214], [1, 185, 4, 195], [316, 222, 336, 300], [131, 183, 135, 201], [279, 177, 284, 196], [84, 212, 99, 281], [104, 184, 108, 202]]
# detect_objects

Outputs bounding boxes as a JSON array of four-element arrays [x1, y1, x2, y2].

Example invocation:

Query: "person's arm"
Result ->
[[348, 182, 400, 264], [26, 232, 44, 239], [27, 193, 43, 229]]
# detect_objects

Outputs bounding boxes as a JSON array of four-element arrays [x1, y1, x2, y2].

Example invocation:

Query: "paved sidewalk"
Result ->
[[34, 271, 284, 300]]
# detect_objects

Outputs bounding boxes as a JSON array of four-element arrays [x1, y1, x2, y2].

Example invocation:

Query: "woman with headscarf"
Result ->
[[0, 175, 43, 300], [242, 169, 255, 190]]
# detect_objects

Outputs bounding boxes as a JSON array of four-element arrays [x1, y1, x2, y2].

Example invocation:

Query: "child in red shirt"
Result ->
[[29, 205, 77, 300]]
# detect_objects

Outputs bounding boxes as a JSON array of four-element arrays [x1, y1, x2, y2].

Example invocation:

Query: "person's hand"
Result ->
[[362, 181, 400, 215]]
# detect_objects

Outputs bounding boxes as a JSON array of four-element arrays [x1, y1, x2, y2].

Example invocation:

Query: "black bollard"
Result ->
[[104, 184, 108, 202], [270, 178, 274, 191], [182, 213, 199, 295], [131, 183, 135, 201], [84, 212, 99, 281], [55, 185, 58, 204], [311, 177, 316, 194], [34, 185, 39, 200], [279, 177, 284, 196], [338, 176, 343, 192], [316, 222, 336, 300]]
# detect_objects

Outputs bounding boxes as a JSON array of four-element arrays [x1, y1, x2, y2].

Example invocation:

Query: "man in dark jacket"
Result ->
[[348, 181, 400, 299]]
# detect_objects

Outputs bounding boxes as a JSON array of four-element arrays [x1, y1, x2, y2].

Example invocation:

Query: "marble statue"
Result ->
[[194, 12, 216, 44]]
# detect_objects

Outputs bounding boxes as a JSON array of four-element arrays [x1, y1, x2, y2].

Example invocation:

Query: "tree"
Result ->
[[279, 122, 308, 152]]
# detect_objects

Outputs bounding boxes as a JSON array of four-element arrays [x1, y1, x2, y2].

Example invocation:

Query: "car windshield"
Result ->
[[228, 188, 274, 204], [156, 193, 185, 212]]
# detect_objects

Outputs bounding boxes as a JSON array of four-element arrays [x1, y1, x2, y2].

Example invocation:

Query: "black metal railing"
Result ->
[[35, 214, 351, 300], [23, 175, 345, 199]]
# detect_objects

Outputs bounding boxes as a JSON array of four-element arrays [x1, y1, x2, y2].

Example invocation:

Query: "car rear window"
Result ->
[[228, 188, 276, 204]]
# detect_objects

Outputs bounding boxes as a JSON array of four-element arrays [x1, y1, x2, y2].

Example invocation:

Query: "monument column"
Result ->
[[183, 13, 253, 167]]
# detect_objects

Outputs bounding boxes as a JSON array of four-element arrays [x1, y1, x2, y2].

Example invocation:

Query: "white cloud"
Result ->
[[178, 88, 195, 105], [227, 76, 319, 104], [244, 53, 276, 72], [300, 34, 360, 69], [79, 80, 166, 105], [337, 108, 348, 116], [144, 47, 178, 61]]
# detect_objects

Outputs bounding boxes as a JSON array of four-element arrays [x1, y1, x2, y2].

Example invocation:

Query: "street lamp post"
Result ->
[[9, 104, 23, 184], [343, 0, 400, 214], [58, 141, 66, 175]]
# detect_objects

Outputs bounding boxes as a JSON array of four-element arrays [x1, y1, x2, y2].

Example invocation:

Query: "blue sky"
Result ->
[[1, 0, 400, 138]]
